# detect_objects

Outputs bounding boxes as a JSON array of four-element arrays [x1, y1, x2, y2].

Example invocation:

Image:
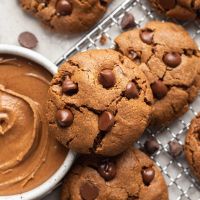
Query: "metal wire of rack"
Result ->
[[55, 0, 200, 199]]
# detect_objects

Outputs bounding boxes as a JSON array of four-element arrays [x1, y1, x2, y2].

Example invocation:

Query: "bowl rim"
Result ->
[[0, 44, 76, 200]]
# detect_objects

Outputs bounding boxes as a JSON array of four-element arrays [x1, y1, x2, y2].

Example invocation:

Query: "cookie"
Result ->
[[115, 21, 200, 126], [20, 0, 112, 33], [149, 0, 199, 21], [185, 113, 200, 181], [61, 148, 169, 200], [47, 49, 153, 156]]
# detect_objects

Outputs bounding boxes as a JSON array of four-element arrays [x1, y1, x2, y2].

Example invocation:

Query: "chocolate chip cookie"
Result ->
[[149, 0, 200, 21], [47, 49, 153, 156], [185, 113, 200, 181], [115, 21, 200, 126], [20, 0, 112, 33], [61, 148, 168, 200]]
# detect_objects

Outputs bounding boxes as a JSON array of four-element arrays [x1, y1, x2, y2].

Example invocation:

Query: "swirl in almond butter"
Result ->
[[0, 56, 67, 195]]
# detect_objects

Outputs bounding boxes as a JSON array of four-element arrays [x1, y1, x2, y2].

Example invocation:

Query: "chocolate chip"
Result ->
[[168, 141, 183, 157], [151, 80, 168, 100], [124, 82, 139, 99], [99, 0, 107, 7], [80, 182, 99, 200], [56, 109, 74, 127], [121, 12, 136, 30], [18, 32, 38, 49], [142, 168, 155, 186], [99, 69, 116, 88], [158, 0, 176, 10], [163, 52, 181, 68], [144, 136, 159, 155], [140, 29, 154, 45], [98, 111, 115, 132], [62, 77, 78, 95], [98, 159, 116, 181], [56, 0, 72, 16], [197, 10, 200, 17]]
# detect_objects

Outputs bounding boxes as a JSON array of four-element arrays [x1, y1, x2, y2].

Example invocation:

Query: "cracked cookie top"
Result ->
[[185, 113, 200, 181], [149, 0, 200, 21], [20, 0, 112, 33], [115, 21, 200, 126], [61, 148, 168, 200], [47, 49, 153, 156]]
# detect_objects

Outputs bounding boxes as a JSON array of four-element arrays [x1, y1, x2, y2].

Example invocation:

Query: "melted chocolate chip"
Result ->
[[142, 168, 155, 186], [151, 80, 168, 100], [121, 12, 136, 30], [80, 182, 99, 200], [98, 159, 116, 181], [163, 52, 181, 68], [99, 69, 116, 88], [158, 0, 176, 10], [124, 82, 139, 99], [140, 29, 154, 44], [56, 109, 74, 127], [98, 111, 115, 132], [56, 0, 72, 16], [62, 77, 78, 95]]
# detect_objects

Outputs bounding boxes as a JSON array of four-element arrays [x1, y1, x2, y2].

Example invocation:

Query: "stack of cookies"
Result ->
[[46, 17, 200, 199]]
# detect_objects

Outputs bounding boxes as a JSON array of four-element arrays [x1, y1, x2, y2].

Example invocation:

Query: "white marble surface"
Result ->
[[0, 0, 123, 199]]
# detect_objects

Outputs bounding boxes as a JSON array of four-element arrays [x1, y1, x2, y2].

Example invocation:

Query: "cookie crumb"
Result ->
[[18, 31, 38, 49], [99, 34, 107, 45]]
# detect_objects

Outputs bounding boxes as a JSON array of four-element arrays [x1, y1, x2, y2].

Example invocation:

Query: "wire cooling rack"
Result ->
[[55, 0, 200, 199]]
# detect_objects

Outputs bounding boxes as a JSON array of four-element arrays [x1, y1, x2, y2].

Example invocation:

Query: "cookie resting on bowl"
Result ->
[[47, 49, 153, 156]]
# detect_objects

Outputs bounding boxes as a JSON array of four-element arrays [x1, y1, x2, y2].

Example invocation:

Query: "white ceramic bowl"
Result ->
[[0, 44, 76, 200]]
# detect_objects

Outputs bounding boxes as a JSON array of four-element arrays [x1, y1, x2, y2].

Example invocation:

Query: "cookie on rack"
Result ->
[[20, 0, 112, 33], [61, 148, 169, 200], [149, 0, 199, 21], [47, 49, 153, 156], [115, 21, 200, 126], [185, 113, 200, 181]]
